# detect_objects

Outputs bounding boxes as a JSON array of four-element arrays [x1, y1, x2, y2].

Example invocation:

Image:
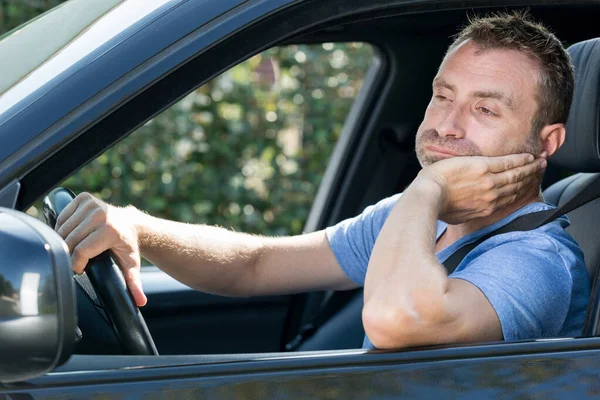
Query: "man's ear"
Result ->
[[538, 123, 566, 157]]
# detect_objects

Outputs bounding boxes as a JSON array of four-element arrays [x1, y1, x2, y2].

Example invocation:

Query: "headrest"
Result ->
[[551, 38, 600, 172]]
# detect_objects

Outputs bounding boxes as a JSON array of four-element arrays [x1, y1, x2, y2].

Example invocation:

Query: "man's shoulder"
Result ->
[[472, 201, 576, 251], [455, 201, 586, 274], [490, 202, 579, 253], [472, 216, 582, 264]]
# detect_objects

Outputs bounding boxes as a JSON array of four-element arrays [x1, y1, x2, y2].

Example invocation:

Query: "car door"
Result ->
[[3, 339, 600, 398], [0, 0, 449, 356]]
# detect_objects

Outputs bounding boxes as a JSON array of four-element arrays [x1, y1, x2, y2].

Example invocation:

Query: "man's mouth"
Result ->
[[425, 145, 461, 157]]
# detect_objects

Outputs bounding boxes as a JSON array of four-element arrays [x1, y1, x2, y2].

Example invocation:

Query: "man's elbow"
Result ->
[[362, 302, 424, 349]]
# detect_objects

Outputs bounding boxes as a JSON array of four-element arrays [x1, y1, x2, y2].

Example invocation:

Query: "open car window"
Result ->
[[29, 43, 375, 241]]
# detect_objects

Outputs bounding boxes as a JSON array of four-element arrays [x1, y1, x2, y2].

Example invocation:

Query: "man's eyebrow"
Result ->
[[472, 90, 516, 110], [432, 78, 516, 111], [432, 77, 455, 91]]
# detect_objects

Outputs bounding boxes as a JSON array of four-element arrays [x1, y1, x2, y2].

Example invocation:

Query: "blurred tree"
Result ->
[[60, 43, 374, 239]]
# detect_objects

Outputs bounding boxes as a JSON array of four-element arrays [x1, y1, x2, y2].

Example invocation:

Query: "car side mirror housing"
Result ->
[[0, 207, 76, 383]]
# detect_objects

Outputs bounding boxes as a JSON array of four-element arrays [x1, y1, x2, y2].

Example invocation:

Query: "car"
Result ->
[[2, 0, 600, 398]]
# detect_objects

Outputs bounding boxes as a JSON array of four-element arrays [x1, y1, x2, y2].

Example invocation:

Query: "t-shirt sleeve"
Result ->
[[450, 232, 573, 340], [325, 193, 402, 286]]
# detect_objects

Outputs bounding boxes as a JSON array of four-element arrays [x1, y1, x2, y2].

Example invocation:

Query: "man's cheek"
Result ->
[[421, 105, 441, 126]]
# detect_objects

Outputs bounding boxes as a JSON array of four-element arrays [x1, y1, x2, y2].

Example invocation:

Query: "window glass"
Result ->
[[29, 43, 374, 248], [0, 0, 174, 111]]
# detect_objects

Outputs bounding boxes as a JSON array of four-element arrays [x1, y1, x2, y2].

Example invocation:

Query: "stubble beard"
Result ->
[[415, 128, 482, 167], [415, 128, 541, 167]]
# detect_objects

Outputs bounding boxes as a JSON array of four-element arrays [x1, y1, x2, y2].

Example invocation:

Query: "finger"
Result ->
[[70, 228, 112, 274], [63, 212, 100, 255], [487, 153, 535, 173], [122, 263, 147, 307], [495, 174, 538, 200], [493, 157, 546, 187], [112, 250, 145, 306], [56, 199, 96, 239], [494, 192, 519, 209], [492, 174, 540, 211], [55, 194, 85, 231]]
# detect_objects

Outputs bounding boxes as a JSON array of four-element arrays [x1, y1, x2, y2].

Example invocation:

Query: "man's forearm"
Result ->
[[130, 207, 264, 297], [362, 179, 451, 348]]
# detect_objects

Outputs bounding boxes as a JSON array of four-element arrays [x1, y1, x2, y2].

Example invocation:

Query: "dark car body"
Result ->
[[1, 0, 600, 398]]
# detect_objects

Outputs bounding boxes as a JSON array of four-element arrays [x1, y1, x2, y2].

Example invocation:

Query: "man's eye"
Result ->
[[478, 106, 496, 116], [435, 95, 448, 101]]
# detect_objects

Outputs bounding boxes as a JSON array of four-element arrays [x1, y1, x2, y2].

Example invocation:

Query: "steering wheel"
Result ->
[[43, 187, 158, 356]]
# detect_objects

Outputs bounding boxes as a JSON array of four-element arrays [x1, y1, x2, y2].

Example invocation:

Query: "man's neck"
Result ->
[[442, 187, 544, 245]]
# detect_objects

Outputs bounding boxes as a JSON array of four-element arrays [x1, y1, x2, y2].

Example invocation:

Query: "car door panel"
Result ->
[[11, 340, 600, 399], [141, 267, 291, 354]]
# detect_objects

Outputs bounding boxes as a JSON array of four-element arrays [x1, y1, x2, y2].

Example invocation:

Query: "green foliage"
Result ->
[[62, 44, 374, 237], [9, 2, 374, 238]]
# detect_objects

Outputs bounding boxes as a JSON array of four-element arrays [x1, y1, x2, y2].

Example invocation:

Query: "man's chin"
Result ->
[[417, 154, 454, 167]]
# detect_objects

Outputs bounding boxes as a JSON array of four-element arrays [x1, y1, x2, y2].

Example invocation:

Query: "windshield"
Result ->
[[0, 0, 175, 114], [0, 0, 122, 96]]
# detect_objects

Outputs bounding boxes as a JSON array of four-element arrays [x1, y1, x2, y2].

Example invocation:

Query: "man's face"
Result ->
[[416, 40, 541, 167]]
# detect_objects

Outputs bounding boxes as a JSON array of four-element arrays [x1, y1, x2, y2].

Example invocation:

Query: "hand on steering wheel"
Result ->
[[43, 188, 158, 356]]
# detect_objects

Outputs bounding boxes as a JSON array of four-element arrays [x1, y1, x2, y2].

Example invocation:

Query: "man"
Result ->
[[55, 12, 590, 349]]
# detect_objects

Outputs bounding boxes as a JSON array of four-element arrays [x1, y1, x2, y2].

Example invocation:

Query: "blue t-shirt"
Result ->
[[325, 193, 590, 348]]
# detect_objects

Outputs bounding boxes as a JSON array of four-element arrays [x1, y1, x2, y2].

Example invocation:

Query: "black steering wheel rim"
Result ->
[[43, 187, 158, 356]]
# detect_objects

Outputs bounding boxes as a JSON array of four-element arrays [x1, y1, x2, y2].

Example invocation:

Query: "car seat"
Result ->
[[543, 38, 600, 336]]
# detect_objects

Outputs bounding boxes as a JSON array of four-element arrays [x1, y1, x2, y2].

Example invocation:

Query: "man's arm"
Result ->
[[136, 212, 357, 297], [362, 180, 503, 348], [362, 154, 547, 349], [55, 193, 356, 306]]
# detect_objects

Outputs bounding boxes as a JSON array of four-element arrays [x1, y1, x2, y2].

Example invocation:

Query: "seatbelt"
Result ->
[[285, 289, 359, 350], [443, 173, 600, 274]]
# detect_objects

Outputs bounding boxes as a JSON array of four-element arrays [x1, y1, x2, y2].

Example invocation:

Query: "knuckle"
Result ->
[[506, 172, 517, 183], [477, 162, 489, 175], [71, 258, 85, 275], [104, 222, 118, 237], [72, 245, 86, 260], [515, 170, 525, 180], [78, 192, 92, 202], [516, 181, 523, 192], [483, 178, 495, 190], [90, 208, 108, 224], [485, 193, 498, 203]]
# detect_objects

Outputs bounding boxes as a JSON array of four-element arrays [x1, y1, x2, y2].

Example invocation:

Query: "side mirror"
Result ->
[[0, 207, 76, 383]]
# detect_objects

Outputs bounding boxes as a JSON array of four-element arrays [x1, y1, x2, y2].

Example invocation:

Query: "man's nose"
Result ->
[[436, 104, 466, 139]]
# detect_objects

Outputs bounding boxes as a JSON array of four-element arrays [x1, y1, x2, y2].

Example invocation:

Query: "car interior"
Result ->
[[26, 3, 600, 371]]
